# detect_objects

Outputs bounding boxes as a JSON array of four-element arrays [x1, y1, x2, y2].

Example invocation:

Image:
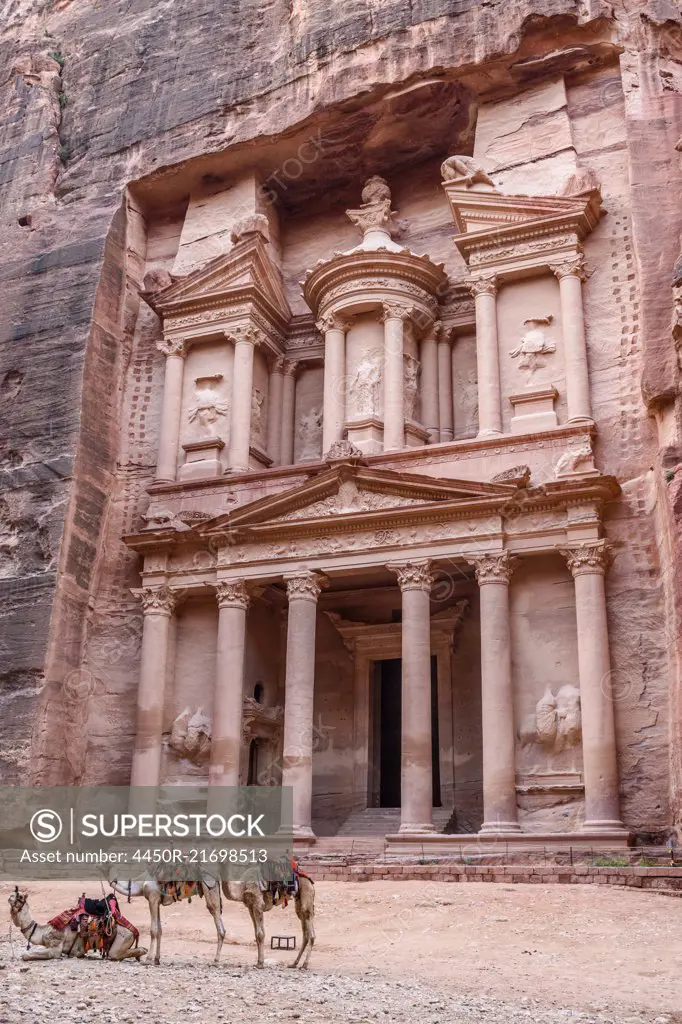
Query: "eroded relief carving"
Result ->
[[297, 406, 323, 461], [518, 685, 582, 756], [277, 480, 425, 521], [349, 350, 382, 418], [554, 437, 596, 477], [188, 375, 229, 436], [404, 353, 420, 420], [168, 706, 212, 764], [250, 387, 266, 446], [440, 155, 495, 188], [509, 316, 556, 381]]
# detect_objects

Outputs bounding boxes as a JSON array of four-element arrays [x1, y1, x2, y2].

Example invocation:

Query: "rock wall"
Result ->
[[2, 0, 682, 835]]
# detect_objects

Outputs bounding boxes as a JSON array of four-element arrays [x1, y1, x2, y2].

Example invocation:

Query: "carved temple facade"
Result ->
[[114, 153, 643, 853]]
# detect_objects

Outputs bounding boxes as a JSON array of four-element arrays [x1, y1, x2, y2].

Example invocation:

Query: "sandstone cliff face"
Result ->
[[1, 0, 682, 833]]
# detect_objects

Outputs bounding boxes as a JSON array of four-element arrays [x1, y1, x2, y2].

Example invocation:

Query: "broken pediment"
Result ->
[[142, 233, 291, 328], [198, 463, 520, 535]]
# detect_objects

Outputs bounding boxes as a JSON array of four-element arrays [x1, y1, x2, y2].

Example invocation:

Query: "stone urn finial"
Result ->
[[346, 176, 404, 250]]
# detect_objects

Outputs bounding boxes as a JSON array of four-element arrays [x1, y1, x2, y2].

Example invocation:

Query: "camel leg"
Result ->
[[245, 897, 265, 968], [146, 896, 162, 965], [205, 885, 226, 965], [22, 945, 63, 961], [108, 931, 146, 961], [291, 887, 315, 969]]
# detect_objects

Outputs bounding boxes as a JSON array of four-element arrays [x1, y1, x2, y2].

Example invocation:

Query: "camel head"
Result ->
[[8, 886, 29, 916]]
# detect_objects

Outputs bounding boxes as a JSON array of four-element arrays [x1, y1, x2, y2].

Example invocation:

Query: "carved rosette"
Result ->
[[468, 275, 498, 298], [157, 337, 187, 358], [550, 256, 587, 282], [316, 311, 350, 334], [560, 540, 613, 577], [389, 560, 434, 592], [215, 579, 250, 609], [285, 571, 327, 602], [469, 552, 518, 586], [138, 586, 177, 616]]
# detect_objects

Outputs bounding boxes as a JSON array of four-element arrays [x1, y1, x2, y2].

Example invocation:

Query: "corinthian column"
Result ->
[[420, 322, 440, 443], [318, 312, 349, 455], [470, 552, 521, 833], [266, 357, 285, 465], [155, 338, 186, 483], [382, 304, 410, 452], [560, 541, 623, 831], [280, 359, 298, 466], [469, 276, 502, 437], [210, 580, 249, 788], [130, 586, 177, 788], [551, 257, 592, 422], [437, 327, 454, 443], [228, 326, 260, 472], [389, 560, 435, 833], [282, 570, 326, 839]]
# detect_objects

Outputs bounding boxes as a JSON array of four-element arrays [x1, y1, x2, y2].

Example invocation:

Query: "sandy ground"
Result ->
[[1, 879, 681, 1023]]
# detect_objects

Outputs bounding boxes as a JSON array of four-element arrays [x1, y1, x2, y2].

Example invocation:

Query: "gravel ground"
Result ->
[[1, 880, 680, 1023]]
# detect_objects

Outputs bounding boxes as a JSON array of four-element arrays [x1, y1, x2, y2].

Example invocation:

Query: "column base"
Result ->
[[398, 822, 437, 834], [476, 428, 503, 439], [566, 415, 595, 426], [582, 818, 627, 834], [479, 821, 523, 835], [292, 825, 317, 844]]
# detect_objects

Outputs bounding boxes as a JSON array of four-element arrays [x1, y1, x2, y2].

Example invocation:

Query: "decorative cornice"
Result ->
[[215, 579, 250, 609], [468, 551, 518, 585], [316, 311, 351, 334], [560, 540, 613, 577], [136, 586, 177, 615], [284, 570, 328, 602], [550, 256, 587, 282], [157, 337, 187, 358], [388, 559, 434, 592]]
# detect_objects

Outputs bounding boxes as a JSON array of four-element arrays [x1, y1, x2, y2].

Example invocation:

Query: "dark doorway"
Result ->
[[375, 657, 441, 808]]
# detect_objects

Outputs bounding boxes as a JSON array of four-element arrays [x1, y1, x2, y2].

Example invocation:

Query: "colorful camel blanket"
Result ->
[[48, 894, 139, 942]]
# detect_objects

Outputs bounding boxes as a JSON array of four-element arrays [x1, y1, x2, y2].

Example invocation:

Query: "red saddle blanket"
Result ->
[[48, 894, 139, 942]]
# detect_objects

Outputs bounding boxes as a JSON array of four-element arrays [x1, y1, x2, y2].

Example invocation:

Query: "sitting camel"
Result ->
[[221, 867, 315, 969], [8, 888, 146, 961], [110, 876, 229, 965]]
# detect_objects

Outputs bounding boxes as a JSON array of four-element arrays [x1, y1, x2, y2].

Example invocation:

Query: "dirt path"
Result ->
[[2, 880, 680, 1022]]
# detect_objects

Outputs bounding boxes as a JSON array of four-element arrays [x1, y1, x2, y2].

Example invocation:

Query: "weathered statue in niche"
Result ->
[[168, 706, 212, 765], [250, 387, 266, 446], [518, 684, 582, 758], [403, 353, 420, 420], [187, 375, 229, 437], [349, 350, 382, 418], [298, 406, 323, 461], [509, 315, 556, 381]]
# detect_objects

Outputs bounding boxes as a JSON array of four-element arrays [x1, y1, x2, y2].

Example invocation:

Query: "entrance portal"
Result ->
[[372, 657, 441, 808]]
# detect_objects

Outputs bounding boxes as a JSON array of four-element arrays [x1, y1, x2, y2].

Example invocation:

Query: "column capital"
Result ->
[[135, 585, 177, 616], [388, 560, 434, 592], [380, 302, 414, 323], [469, 551, 518, 585], [226, 325, 264, 347], [157, 337, 187, 358], [550, 255, 587, 282], [284, 570, 328, 602], [316, 311, 350, 334], [269, 354, 286, 374], [468, 275, 499, 298], [560, 539, 613, 577], [215, 579, 250, 609], [282, 357, 300, 378]]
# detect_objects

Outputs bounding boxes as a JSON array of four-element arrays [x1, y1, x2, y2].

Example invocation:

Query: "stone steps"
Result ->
[[335, 806, 452, 837]]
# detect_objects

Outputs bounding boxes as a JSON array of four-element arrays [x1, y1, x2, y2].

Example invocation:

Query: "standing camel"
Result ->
[[221, 870, 315, 969], [110, 876, 229, 965], [8, 889, 146, 961]]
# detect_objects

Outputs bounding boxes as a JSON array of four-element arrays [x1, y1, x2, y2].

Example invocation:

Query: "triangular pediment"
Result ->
[[442, 183, 602, 241], [144, 235, 291, 323], [199, 463, 518, 536]]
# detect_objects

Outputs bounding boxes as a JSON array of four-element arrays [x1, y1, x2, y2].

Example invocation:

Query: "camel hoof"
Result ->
[[255, 962, 265, 969]]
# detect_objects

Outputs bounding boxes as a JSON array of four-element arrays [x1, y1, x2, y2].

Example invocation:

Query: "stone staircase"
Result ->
[[335, 806, 452, 837]]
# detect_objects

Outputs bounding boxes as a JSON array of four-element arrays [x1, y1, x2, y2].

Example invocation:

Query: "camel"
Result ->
[[8, 888, 146, 961], [221, 871, 316, 969], [110, 876, 229, 966]]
